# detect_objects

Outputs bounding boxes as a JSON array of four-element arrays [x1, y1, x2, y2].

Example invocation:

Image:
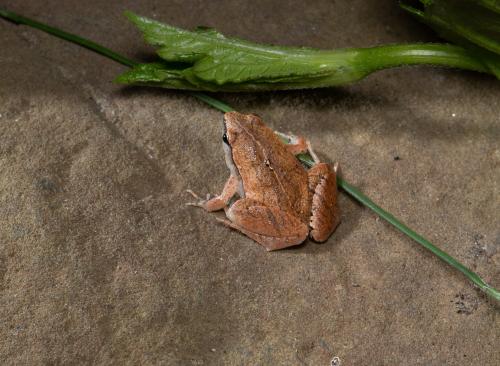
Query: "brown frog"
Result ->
[[187, 111, 340, 251]]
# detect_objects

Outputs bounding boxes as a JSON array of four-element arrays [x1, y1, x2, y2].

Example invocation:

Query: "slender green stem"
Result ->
[[0, 9, 137, 68], [294, 154, 499, 300], [338, 178, 500, 301], [190, 92, 234, 113], [0, 8, 233, 110], [1, 8, 498, 301]]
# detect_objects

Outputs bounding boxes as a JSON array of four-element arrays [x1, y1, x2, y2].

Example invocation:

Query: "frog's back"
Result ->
[[231, 114, 311, 222]]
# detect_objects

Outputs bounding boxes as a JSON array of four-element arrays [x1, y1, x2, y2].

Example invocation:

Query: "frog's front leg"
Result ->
[[307, 162, 341, 242], [275, 131, 310, 156], [218, 198, 308, 251], [275, 131, 322, 164], [187, 175, 239, 212]]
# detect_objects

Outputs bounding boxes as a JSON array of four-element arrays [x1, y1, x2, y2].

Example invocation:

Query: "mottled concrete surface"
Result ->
[[0, 1, 499, 365]]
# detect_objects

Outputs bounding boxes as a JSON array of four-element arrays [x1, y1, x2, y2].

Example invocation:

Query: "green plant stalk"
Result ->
[[1, 8, 497, 301], [0, 9, 137, 68], [115, 45, 491, 92], [353, 43, 488, 74], [275, 43, 490, 89]]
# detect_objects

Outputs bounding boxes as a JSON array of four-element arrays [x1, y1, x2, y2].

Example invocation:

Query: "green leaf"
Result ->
[[192, 52, 339, 85], [124, 11, 352, 84]]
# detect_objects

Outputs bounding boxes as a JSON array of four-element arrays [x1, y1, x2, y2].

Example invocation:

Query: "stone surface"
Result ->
[[0, 1, 499, 365]]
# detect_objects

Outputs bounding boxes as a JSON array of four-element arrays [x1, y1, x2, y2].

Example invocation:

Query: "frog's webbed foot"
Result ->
[[186, 190, 226, 212], [186, 190, 228, 212], [186, 175, 239, 212]]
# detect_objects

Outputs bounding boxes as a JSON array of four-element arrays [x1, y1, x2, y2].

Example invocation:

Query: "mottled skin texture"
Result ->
[[308, 162, 340, 242], [188, 112, 340, 250]]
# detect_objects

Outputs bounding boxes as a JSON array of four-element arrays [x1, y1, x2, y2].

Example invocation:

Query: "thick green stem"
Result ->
[[1, 8, 498, 301], [283, 44, 490, 89], [354, 43, 489, 74]]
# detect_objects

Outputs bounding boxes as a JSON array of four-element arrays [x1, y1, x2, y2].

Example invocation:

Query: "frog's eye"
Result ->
[[222, 133, 229, 144]]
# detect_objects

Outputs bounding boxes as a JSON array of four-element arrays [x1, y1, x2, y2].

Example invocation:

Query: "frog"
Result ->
[[187, 111, 340, 251]]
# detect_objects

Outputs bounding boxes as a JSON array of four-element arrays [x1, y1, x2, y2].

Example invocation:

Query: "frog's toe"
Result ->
[[187, 190, 211, 200], [215, 217, 233, 226], [186, 201, 205, 208], [185, 190, 205, 207], [306, 140, 320, 163], [186, 189, 202, 199]]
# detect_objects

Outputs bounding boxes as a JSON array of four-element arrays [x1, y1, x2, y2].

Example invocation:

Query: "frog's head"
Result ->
[[221, 112, 245, 190], [222, 111, 262, 147], [221, 111, 262, 197], [222, 111, 242, 147]]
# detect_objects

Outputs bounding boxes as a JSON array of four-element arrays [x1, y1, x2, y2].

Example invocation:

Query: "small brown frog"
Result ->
[[187, 111, 340, 251]]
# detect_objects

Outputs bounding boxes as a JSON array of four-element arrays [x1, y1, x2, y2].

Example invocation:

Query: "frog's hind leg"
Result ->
[[307, 162, 341, 242], [220, 198, 309, 251], [217, 218, 307, 252]]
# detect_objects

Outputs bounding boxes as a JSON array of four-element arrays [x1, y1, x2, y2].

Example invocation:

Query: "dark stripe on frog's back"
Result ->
[[233, 115, 310, 222]]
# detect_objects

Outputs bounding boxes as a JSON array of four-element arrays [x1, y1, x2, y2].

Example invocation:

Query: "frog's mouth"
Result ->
[[222, 122, 245, 198]]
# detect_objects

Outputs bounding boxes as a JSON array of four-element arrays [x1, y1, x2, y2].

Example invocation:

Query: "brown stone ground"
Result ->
[[1, 1, 499, 365]]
